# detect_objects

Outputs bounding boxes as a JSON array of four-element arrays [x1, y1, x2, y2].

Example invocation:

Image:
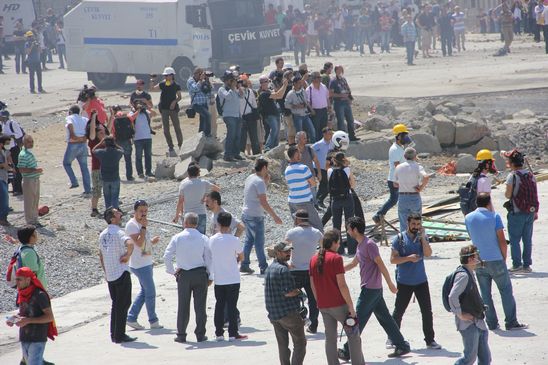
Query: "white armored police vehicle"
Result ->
[[63, 0, 282, 88]]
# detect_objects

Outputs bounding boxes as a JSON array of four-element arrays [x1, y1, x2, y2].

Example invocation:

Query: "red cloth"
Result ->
[[309, 250, 346, 309], [16, 267, 58, 341], [85, 98, 107, 124], [265, 9, 277, 25], [291, 24, 307, 44]]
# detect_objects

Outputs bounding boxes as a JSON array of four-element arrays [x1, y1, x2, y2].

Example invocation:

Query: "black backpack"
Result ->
[[329, 167, 351, 199], [458, 175, 479, 216], [114, 116, 134, 141], [215, 88, 227, 116], [442, 266, 473, 312]]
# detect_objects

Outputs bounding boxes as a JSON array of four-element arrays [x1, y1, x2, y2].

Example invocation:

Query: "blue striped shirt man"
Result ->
[[284, 163, 313, 204]]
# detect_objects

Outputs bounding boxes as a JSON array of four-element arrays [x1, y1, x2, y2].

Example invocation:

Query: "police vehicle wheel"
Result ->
[[88, 72, 127, 90], [172, 58, 193, 90]]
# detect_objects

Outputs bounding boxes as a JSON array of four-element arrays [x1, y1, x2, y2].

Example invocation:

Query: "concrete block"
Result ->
[[155, 157, 179, 180], [346, 139, 391, 160], [432, 114, 456, 147], [410, 132, 442, 154], [456, 154, 477, 173]]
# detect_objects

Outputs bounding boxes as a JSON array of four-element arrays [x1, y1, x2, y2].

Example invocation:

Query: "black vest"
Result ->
[[460, 267, 485, 319]]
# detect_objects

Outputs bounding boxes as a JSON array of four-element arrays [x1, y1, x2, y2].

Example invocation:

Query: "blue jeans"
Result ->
[[21, 341, 46, 365], [0, 180, 9, 220], [507, 212, 535, 268], [223, 116, 242, 159], [15, 44, 27, 73], [197, 213, 207, 235], [380, 30, 391, 52], [63, 142, 91, 193], [476, 260, 518, 330], [264, 114, 280, 150], [333, 101, 356, 139], [117, 139, 133, 179], [241, 214, 267, 271], [194, 104, 211, 137], [128, 264, 158, 324], [292, 114, 316, 142], [57, 44, 66, 68], [398, 193, 422, 232], [375, 180, 399, 218], [134, 139, 153, 176], [342, 287, 409, 357], [455, 324, 491, 365], [405, 41, 416, 65], [103, 180, 121, 209]]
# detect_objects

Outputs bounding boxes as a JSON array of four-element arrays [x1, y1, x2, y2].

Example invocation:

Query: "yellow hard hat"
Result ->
[[25, 31, 34, 37], [476, 149, 494, 161], [393, 124, 409, 135]]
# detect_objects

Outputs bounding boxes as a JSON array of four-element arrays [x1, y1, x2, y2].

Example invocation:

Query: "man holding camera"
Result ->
[[264, 242, 307, 365], [150, 67, 182, 157], [25, 31, 44, 94], [465, 193, 528, 331], [217, 71, 244, 162], [187, 68, 213, 137]]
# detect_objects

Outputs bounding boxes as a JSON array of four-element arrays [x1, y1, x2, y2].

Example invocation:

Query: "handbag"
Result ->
[[185, 93, 196, 118], [242, 89, 260, 122]]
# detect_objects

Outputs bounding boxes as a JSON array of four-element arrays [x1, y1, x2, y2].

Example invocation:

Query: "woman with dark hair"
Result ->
[[92, 136, 123, 209], [320, 62, 333, 88], [310, 229, 364, 365], [472, 149, 498, 195]]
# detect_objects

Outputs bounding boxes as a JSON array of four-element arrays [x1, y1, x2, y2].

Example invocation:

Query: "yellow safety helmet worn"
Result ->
[[393, 124, 409, 135], [25, 31, 34, 37], [476, 149, 494, 161]]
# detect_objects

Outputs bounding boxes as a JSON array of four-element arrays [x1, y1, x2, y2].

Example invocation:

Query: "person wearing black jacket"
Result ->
[[439, 6, 454, 57]]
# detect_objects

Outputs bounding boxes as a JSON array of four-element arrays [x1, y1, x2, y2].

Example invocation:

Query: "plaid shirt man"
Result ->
[[264, 259, 301, 321], [401, 21, 417, 42], [187, 77, 210, 106]]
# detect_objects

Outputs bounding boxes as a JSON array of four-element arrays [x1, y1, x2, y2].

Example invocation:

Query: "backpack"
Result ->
[[329, 167, 350, 199], [458, 175, 479, 216], [113, 116, 134, 141], [215, 88, 227, 116], [512, 171, 539, 213], [442, 266, 473, 312], [5, 245, 39, 288]]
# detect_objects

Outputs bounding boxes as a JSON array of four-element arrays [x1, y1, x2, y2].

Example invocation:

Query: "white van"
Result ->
[[0, 0, 36, 41], [63, 0, 282, 89]]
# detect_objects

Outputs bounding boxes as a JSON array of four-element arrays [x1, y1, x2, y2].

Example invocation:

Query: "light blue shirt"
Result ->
[[391, 232, 428, 285], [312, 138, 331, 170], [217, 86, 241, 118], [465, 208, 504, 262]]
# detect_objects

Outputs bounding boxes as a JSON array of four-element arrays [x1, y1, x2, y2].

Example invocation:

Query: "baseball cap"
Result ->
[[162, 67, 175, 76], [259, 74, 270, 83], [273, 242, 293, 253]]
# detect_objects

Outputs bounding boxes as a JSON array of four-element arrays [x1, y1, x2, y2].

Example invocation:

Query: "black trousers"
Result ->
[[214, 283, 240, 337], [441, 34, 453, 56], [316, 169, 328, 204], [108, 271, 132, 342], [392, 281, 435, 344], [543, 25, 548, 54], [28, 62, 43, 92], [176, 267, 208, 340], [240, 117, 261, 155], [9, 145, 22, 194], [311, 108, 328, 142], [291, 270, 319, 329]]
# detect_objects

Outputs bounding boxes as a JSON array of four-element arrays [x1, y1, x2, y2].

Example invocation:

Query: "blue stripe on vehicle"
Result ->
[[83, 37, 178, 46]]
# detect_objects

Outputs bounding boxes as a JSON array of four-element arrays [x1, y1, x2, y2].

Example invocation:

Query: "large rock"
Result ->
[[199, 156, 213, 171], [375, 101, 398, 117], [346, 139, 391, 160], [454, 118, 490, 146], [512, 109, 536, 119], [265, 143, 287, 160], [492, 151, 507, 171], [410, 132, 442, 153], [179, 133, 224, 160], [363, 115, 392, 132], [416, 100, 436, 114], [457, 136, 499, 155], [155, 157, 179, 180], [495, 135, 515, 152], [431, 114, 456, 146], [441, 101, 462, 114], [456, 154, 477, 173]]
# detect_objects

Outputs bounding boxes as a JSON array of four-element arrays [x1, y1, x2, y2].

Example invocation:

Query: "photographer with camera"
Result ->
[[24, 31, 44, 94], [239, 74, 261, 156], [128, 101, 154, 179], [130, 80, 153, 110], [217, 70, 244, 162], [187, 67, 213, 137], [329, 65, 359, 142], [285, 74, 316, 142], [258, 74, 289, 151]]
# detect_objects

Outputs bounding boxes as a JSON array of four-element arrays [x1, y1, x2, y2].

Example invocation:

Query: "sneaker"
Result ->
[[168, 149, 178, 157], [508, 266, 523, 273], [522, 266, 532, 273], [138, 174, 145, 179], [240, 267, 255, 274], [197, 335, 208, 342], [306, 325, 317, 334], [127, 177, 135, 182], [337, 348, 350, 361], [223, 157, 235, 162], [427, 341, 442, 349], [372, 215, 381, 225], [127, 321, 145, 330], [114, 335, 137, 343], [318, 201, 326, 209], [385, 338, 395, 349], [388, 347, 410, 358], [174, 336, 186, 343], [216, 336, 225, 342], [229, 334, 248, 341], [90, 209, 100, 217], [150, 321, 163, 329], [506, 323, 529, 331], [234, 154, 245, 161]]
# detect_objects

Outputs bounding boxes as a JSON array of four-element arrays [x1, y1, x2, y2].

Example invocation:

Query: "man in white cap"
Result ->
[[150, 67, 183, 157]]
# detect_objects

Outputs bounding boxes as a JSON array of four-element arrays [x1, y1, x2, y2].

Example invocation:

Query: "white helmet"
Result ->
[[162, 67, 175, 76], [332, 130, 349, 151]]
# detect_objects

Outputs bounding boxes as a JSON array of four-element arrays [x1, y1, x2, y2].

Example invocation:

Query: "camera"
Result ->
[[503, 200, 514, 213], [204, 71, 214, 78]]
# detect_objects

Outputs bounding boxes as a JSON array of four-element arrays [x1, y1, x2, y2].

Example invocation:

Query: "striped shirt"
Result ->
[[18, 148, 40, 179], [284, 162, 313, 203], [452, 12, 465, 31]]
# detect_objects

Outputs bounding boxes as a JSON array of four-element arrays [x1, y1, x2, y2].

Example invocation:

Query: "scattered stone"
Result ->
[[202, 136, 224, 158], [179, 132, 207, 160], [265, 143, 287, 160], [416, 100, 436, 114], [455, 119, 490, 146], [56, 225, 66, 231], [442, 102, 462, 114], [494, 135, 515, 151], [374, 101, 398, 117], [492, 151, 507, 171], [174, 157, 193, 181], [512, 109, 536, 119], [457, 136, 498, 155], [363, 115, 392, 132], [418, 153, 431, 159], [346, 139, 391, 160], [432, 115, 456, 147], [155, 157, 179, 180], [410, 133, 442, 154], [199, 156, 213, 171], [456, 154, 477, 173]]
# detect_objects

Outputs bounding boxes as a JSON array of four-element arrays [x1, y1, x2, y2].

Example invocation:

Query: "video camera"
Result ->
[[204, 71, 215, 78]]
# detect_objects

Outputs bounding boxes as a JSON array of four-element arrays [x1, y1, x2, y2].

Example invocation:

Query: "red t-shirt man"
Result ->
[[309, 250, 346, 308], [291, 23, 307, 45]]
